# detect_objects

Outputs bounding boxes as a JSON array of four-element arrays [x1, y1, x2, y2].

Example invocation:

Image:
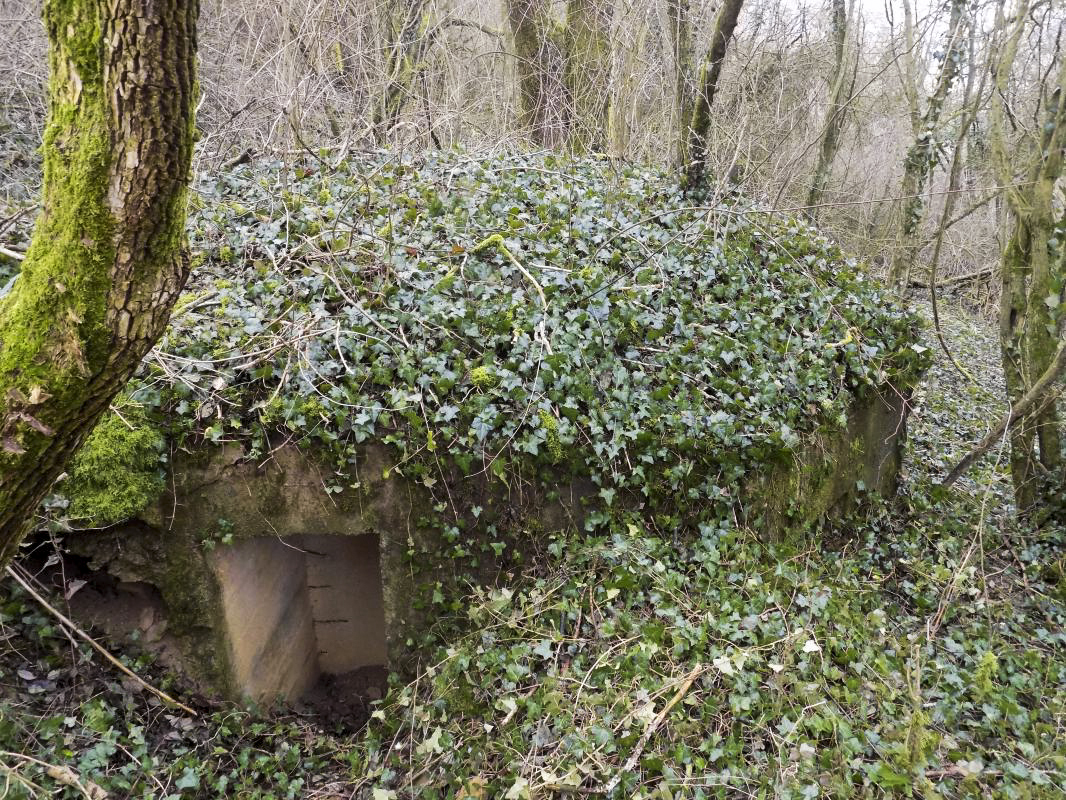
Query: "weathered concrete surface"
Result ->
[[212, 536, 320, 702], [744, 384, 908, 532], [65, 382, 911, 702], [303, 534, 387, 674]]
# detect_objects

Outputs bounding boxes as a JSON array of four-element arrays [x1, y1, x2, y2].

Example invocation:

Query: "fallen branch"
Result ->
[[1, 751, 108, 799], [4, 565, 198, 716], [0, 244, 26, 261], [910, 265, 994, 290], [942, 339, 1066, 487], [600, 663, 703, 795], [471, 234, 553, 354]]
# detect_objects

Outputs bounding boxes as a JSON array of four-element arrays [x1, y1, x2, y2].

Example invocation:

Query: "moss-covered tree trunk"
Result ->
[[806, 0, 852, 214], [681, 0, 744, 192], [505, 0, 614, 150], [0, 0, 198, 566], [606, 1, 648, 157], [886, 0, 967, 293], [665, 0, 694, 169], [989, 0, 1066, 513], [374, 0, 433, 143], [506, 0, 570, 147]]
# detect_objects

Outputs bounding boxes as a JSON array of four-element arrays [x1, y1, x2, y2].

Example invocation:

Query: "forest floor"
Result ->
[[1, 299, 1064, 799]]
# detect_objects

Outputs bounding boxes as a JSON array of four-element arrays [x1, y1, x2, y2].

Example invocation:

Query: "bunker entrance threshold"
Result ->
[[212, 533, 388, 717]]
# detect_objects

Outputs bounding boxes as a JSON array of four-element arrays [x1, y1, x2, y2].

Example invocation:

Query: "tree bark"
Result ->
[[665, 0, 694, 169], [806, 0, 852, 214], [987, 0, 1066, 513], [942, 339, 1066, 489], [0, 0, 198, 566], [681, 0, 745, 192], [563, 0, 612, 153], [506, 0, 570, 147], [374, 0, 433, 142], [887, 0, 968, 293], [505, 0, 614, 150]]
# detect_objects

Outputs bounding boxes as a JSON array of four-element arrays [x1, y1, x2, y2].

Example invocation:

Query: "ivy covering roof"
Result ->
[[67, 152, 928, 527]]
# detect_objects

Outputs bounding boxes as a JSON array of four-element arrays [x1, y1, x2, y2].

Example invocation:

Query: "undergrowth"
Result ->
[[348, 303, 1065, 798], [1, 295, 1061, 799]]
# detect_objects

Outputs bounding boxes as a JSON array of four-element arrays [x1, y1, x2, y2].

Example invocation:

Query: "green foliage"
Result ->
[[0, 198, 1061, 800], [120, 152, 925, 538], [339, 308, 1064, 799], [200, 517, 235, 551], [62, 406, 165, 526], [346, 504, 1064, 798]]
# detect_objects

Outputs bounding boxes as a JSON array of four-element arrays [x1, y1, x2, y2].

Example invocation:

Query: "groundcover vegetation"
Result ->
[[2, 155, 1062, 798]]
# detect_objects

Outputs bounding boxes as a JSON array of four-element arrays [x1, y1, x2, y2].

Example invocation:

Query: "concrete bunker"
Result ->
[[212, 533, 387, 703], [59, 384, 911, 709]]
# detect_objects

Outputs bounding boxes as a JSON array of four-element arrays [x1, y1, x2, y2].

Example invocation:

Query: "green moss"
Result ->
[[64, 408, 165, 526], [470, 365, 498, 389], [538, 410, 563, 463], [972, 650, 999, 699]]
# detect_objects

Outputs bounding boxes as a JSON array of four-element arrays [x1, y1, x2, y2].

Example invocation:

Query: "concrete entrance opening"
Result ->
[[211, 533, 387, 704]]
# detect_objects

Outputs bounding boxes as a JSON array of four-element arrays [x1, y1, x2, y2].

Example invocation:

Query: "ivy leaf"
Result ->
[[415, 726, 444, 756], [175, 767, 200, 790], [504, 777, 530, 799]]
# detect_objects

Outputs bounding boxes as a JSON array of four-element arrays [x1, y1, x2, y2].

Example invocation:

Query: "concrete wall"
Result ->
[[303, 534, 387, 673], [65, 381, 911, 701], [213, 537, 320, 701]]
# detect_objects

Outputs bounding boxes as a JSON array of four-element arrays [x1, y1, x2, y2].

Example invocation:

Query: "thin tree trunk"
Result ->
[[0, 0, 198, 565], [887, 0, 968, 293], [806, 0, 852, 214], [925, 13, 985, 381], [665, 0, 694, 169], [943, 338, 1066, 488], [681, 0, 745, 192], [607, 1, 648, 157], [375, 0, 433, 142]]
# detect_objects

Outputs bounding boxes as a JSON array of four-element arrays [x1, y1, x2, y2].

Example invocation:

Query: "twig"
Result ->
[[223, 149, 254, 170], [0, 244, 25, 261], [0, 751, 108, 799], [942, 339, 1066, 487], [4, 565, 198, 716], [471, 234, 547, 309], [600, 663, 703, 795], [471, 234, 553, 354], [909, 266, 995, 290]]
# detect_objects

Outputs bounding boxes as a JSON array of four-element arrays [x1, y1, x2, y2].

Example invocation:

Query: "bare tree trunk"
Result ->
[[607, 0, 649, 157], [375, 0, 433, 142], [681, 0, 745, 192], [564, 0, 612, 153], [806, 0, 853, 214], [505, 0, 614, 150], [887, 0, 968, 293], [0, 0, 198, 565], [665, 0, 694, 169]]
